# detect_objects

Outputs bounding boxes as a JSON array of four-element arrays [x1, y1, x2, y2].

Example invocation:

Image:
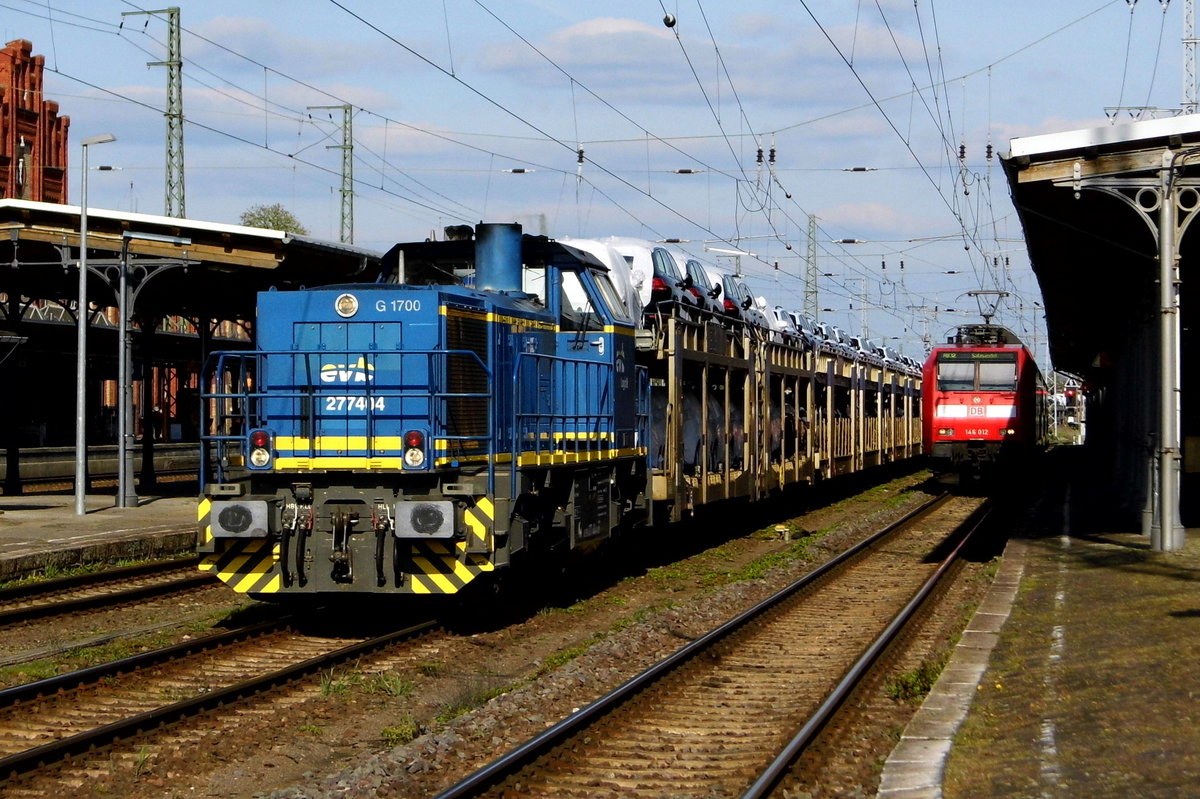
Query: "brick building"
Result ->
[[0, 39, 69, 203]]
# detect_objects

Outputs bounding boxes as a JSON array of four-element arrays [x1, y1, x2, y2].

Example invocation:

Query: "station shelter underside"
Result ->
[[1003, 114, 1200, 528], [0, 199, 382, 487]]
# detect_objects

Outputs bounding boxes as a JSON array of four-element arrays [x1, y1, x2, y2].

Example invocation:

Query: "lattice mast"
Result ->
[[310, 104, 354, 244], [123, 7, 185, 217], [1187, 0, 1198, 114], [805, 213, 818, 319]]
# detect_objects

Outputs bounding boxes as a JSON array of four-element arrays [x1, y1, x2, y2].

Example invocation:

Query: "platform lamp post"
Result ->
[[116, 231, 191, 508], [75, 133, 116, 516]]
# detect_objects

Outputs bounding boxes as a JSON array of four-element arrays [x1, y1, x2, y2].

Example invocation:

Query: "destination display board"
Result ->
[[936, 350, 1017, 362]]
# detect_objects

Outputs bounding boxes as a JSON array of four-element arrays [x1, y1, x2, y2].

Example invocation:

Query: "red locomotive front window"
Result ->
[[937, 362, 974, 391], [979, 362, 1018, 391]]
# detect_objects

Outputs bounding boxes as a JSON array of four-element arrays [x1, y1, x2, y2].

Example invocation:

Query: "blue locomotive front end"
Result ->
[[197, 224, 649, 597]]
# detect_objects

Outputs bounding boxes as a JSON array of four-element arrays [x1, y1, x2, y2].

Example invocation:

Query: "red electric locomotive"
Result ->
[[922, 324, 1048, 480]]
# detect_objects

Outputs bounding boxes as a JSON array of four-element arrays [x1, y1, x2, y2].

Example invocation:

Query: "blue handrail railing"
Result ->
[[200, 346, 492, 484], [201, 345, 649, 503]]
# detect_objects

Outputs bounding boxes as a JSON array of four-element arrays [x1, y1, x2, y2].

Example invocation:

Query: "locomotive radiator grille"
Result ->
[[444, 312, 489, 458]]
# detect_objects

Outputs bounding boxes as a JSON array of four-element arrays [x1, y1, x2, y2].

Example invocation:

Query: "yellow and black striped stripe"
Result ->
[[197, 497, 213, 548], [407, 539, 494, 594], [463, 496, 493, 554], [199, 538, 281, 594], [199, 495, 499, 595]]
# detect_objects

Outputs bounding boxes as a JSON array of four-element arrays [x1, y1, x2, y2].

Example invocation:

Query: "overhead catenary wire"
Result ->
[[322, 0, 819, 267], [13, 0, 1068, 346]]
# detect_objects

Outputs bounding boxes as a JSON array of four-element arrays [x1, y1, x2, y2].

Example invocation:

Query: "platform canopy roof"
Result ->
[[1002, 114, 1200, 377], [0, 199, 384, 323]]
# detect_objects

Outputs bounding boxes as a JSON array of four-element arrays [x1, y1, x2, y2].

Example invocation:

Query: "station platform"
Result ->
[[879, 448, 1200, 798], [0, 492, 195, 582]]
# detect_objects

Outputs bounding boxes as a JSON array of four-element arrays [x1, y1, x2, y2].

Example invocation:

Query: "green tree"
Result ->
[[239, 203, 309, 235]]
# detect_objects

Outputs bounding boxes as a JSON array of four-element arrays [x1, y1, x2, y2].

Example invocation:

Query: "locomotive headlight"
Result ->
[[393, 500, 454, 538], [937, 427, 954, 436], [334, 292, 359, 318], [410, 503, 445, 535], [403, 430, 426, 468], [211, 500, 269, 538], [217, 504, 254, 534]]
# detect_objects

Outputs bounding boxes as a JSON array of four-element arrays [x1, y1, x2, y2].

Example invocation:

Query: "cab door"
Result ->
[[553, 266, 640, 450]]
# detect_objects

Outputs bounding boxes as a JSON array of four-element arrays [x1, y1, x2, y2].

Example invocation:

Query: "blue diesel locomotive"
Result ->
[[198, 224, 649, 595], [198, 223, 924, 598]]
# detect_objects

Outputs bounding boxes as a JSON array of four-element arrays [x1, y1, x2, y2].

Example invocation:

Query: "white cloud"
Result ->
[[185, 16, 407, 82], [477, 17, 681, 92], [819, 200, 934, 238]]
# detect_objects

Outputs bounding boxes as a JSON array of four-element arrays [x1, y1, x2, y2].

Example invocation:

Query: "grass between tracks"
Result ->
[[0, 607, 240, 687], [0, 552, 193, 590]]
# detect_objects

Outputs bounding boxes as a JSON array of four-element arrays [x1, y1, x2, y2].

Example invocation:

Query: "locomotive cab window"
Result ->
[[592, 269, 632, 324], [559, 270, 602, 332], [937, 362, 975, 391], [978, 362, 1018, 391], [936, 351, 1019, 391]]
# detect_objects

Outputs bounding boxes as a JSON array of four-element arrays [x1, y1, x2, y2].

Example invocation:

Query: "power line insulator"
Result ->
[[756, 148, 763, 164], [958, 144, 966, 160], [577, 148, 585, 164], [769, 147, 775, 163]]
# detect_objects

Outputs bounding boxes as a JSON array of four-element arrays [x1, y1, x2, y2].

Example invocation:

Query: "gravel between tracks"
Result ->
[[35, 469, 1000, 799]]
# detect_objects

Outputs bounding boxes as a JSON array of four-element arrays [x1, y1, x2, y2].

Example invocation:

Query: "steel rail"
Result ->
[[0, 618, 289, 709], [432, 493, 952, 799], [0, 618, 438, 780], [0, 560, 210, 626], [739, 500, 994, 798], [0, 442, 199, 487], [18, 469, 196, 492], [0, 556, 199, 602]]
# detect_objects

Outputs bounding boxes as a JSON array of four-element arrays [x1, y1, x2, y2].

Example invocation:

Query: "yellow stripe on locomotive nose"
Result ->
[[464, 496, 494, 551], [198, 497, 213, 546], [203, 539, 280, 594], [408, 540, 494, 594], [235, 570, 280, 594], [409, 552, 460, 594]]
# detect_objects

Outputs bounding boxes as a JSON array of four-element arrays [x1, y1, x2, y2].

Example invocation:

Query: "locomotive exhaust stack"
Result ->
[[474, 222, 523, 293]]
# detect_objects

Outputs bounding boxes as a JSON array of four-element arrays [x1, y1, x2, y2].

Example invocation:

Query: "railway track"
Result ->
[[434, 493, 991, 799], [1, 443, 200, 495], [0, 557, 210, 627], [14, 471, 196, 494], [0, 615, 439, 790]]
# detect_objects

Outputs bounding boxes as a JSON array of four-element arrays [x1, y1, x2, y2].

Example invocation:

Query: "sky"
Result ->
[[3, 0, 1187, 363]]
